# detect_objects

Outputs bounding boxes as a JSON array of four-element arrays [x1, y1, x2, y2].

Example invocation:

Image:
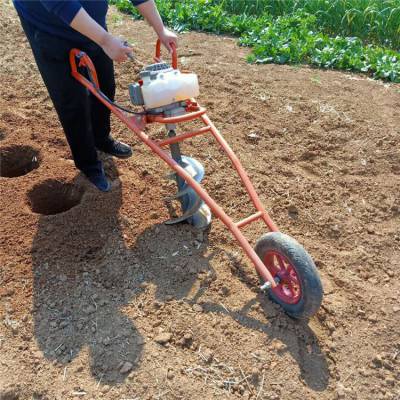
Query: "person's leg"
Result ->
[[18, 16, 106, 182], [86, 44, 115, 147], [85, 43, 132, 158]]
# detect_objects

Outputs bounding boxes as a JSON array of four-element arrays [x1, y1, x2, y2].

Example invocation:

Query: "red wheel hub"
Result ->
[[263, 251, 302, 304]]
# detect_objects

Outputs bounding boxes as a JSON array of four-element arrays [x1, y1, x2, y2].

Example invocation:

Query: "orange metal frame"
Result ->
[[69, 41, 279, 288]]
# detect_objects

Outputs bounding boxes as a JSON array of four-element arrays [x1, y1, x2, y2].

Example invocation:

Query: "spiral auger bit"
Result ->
[[162, 107, 211, 230]]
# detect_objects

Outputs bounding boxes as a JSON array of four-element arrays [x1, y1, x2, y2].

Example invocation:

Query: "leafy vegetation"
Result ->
[[221, 0, 400, 50], [111, 0, 400, 82]]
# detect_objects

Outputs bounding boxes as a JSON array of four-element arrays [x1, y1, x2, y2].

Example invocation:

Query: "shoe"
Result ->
[[97, 139, 132, 159], [85, 170, 111, 192]]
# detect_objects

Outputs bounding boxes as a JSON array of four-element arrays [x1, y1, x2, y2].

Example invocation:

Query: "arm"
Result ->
[[41, 0, 176, 61], [136, 0, 178, 52], [40, 0, 132, 62], [70, 8, 132, 62]]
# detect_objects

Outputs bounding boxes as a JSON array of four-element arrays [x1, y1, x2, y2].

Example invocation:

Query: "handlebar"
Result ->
[[155, 39, 178, 69], [69, 48, 100, 88]]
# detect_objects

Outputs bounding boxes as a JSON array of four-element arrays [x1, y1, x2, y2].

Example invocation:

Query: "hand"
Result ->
[[158, 27, 178, 53], [100, 33, 133, 62]]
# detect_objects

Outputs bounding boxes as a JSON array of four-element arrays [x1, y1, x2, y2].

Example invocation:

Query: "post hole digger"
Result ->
[[69, 41, 323, 319]]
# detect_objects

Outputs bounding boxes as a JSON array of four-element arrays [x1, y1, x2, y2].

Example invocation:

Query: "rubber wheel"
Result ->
[[254, 232, 323, 320]]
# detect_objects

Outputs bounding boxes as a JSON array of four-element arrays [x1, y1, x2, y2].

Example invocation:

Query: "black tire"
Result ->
[[254, 232, 323, 320]]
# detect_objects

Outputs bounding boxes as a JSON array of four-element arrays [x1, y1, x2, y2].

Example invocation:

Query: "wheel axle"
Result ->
[[260, 277, 281, 291]]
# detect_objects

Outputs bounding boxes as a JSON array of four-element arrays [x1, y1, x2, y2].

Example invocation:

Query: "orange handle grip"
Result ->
[[69, 49, 100, 88], [155, 39, 178, 69]]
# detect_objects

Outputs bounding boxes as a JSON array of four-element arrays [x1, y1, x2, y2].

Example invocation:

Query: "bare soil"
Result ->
[[1, 2, 399, 399]]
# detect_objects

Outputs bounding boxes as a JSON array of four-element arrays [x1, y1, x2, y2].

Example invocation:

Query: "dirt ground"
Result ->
[[1, 1, 399, 399]]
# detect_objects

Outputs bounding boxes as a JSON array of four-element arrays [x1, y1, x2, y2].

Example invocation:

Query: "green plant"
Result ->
[[219, 0, 400, 50], [110, 0, 400, 83]]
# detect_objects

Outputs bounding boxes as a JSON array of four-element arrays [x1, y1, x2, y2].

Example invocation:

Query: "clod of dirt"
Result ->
[[166, 369, 174, 380], [100, 385, 110, 394], [192, 304, 203, 313], [177, 332, 193, 348], [120, 361, 133, 374], [201, 348, 214, 364], [372, 354, 383, 368], [27, 180, 84, 215], [287, 204, 299, 219], [270, 339, 287, 353], [335, 383, 346, 399], [246, 132, 260, 143], [329, 224, 342, 238], [219, 285, 230, 296], [0, 145, 40, 178], [154, 332, 172, 345]]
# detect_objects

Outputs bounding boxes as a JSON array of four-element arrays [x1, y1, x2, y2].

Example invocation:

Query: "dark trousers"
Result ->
[[19, 15, 115, 175]]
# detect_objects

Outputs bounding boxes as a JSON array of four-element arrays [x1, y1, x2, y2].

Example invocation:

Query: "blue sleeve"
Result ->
[[40, 1, 82, 25], [130, 0, 149, 5]]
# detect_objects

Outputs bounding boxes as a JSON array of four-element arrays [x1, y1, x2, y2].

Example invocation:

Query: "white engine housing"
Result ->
[[129, 63, 200, 110]]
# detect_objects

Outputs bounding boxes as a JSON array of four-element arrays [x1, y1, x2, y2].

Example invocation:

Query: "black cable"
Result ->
[[85, 66, 146, 116], [97, 90, 146, 115]]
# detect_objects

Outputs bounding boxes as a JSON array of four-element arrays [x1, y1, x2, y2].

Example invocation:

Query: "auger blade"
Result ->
[[165, 172, 177, 181], [181, 156, 205, 183], [164, 145, 211, 228], [190, 203, 212, 230], [164, 194, 203, 225], [164, 157, 203, 181], [164, 156, 205, 200], [166, 185, 193, 201]]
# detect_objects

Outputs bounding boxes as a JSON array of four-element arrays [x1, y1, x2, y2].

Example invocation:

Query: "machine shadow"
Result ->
[[30, 158, 212, 384], [199, 298, 329, 391], [211, 252, 330, 391], [30, 159, 328, 390]]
